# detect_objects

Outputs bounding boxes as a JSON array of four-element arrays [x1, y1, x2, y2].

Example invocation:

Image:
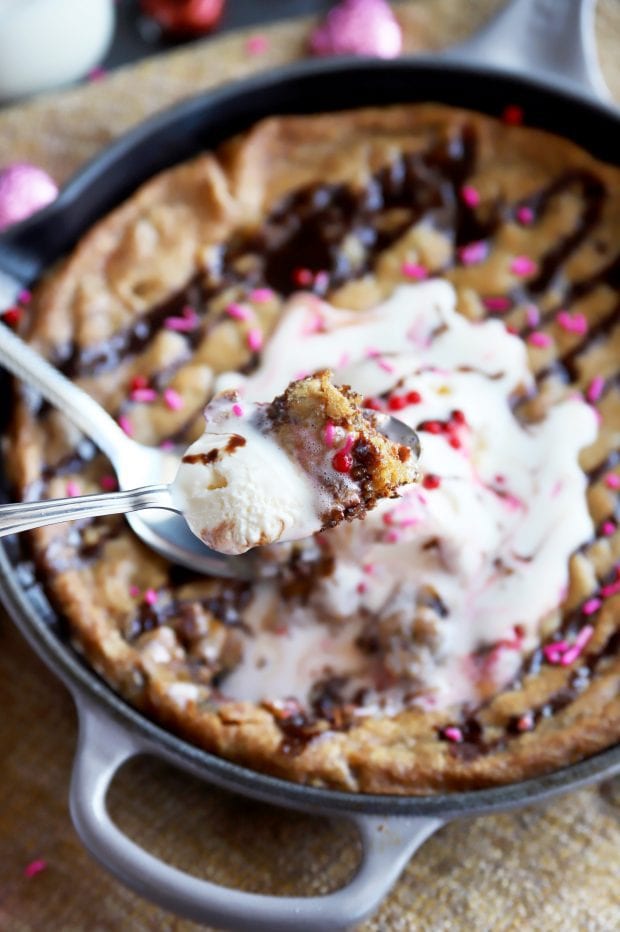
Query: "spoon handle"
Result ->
[[0, 321, 133, 468], [0, 485, 175, 538]]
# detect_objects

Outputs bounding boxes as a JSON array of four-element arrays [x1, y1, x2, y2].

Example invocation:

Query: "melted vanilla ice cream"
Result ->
[[173, 395, 323, 554], [217, 282, 598, 711]]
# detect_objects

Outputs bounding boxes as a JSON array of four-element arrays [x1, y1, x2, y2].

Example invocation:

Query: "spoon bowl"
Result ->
[[0, 322, 420, 579]]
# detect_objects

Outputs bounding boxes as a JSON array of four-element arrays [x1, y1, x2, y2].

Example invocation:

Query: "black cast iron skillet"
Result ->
[[0, 1, 618, 928]]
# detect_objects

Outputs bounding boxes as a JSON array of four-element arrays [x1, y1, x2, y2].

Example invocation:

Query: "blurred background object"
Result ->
[[0, 0, 116, 102]]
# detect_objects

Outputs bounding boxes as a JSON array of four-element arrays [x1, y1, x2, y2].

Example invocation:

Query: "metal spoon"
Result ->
[[0, 322, 420, 579]]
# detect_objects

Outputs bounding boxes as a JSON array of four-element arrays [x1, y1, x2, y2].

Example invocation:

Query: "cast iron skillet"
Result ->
[[0, 1, 618, 929]]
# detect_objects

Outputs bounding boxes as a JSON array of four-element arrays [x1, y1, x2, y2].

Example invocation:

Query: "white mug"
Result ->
[[0, 0, 115, 101]]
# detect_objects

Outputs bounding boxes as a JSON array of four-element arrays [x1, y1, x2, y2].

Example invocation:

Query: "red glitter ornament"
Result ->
[[140, 0, 225, 36]]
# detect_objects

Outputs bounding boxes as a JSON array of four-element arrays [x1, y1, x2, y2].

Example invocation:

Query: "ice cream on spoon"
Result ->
[[173, 370, 420, 555]]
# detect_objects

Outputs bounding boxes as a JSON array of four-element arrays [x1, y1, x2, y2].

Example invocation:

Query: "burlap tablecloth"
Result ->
[[1, 2, 619, 929]]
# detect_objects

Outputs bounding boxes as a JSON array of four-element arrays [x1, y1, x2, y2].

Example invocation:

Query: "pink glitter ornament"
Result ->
[[0, 162, 58, 232], [309, 0, 402, 59]]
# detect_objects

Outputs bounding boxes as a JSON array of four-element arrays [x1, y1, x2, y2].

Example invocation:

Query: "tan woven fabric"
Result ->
[[0, 2, 619, 928]]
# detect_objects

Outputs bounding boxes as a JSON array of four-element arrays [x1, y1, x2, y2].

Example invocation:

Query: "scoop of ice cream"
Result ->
[[172, 395, 320, 555]]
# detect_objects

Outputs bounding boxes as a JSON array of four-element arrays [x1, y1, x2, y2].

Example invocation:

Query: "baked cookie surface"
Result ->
[[7, 104, 620, 793]]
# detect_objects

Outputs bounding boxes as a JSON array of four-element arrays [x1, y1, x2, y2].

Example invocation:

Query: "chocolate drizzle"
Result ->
[[18, 117, 620, 761]]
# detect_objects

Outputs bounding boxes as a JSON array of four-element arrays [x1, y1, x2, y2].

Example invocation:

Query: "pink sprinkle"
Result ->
[[100, 474, 117, 491], [601, 520, 616, 537], [324, 422, 336, 447], [527, 331, 552, 348], [65, 481, 80, 498], [226, 302, 253, 322], [131, 387, 157, 404], [232, 403, 244, 418], [314, 271, 330, 291], [129, 585, 140, 598], [246, 33, 269, 55], [401, 261, 428, 280], [249, 288, 274, 303], [160, 440, 175, 451], [460, 185, 480, 207], [482, 296, 511, 312], [525, 304, 541, 327], [582, 597, 602, 616], [303, 312, 326, 335], [516, 206, 534, 225], [87, 67, 107, 82], [24, 859, 47, 878], [543, 641, 568, 664], [586, 376, 605, 404], [560, 625, 594, 666], [443, 726, 463, 743], [510, 255, 538, 277], [378, 357, 395, 373], [516, 713, 534, 732], [458, 241, 488, 265], [604, 473, 620, 490], [362, 562, 375, 575], [163, 388, 184, 411], [18, 288, 32, 304], [164, 306, 199, 332], [338, 351, 350, 368], [356, 581, 368, 595], [601, 579, 620, 598], [384, 529, 401, 543], [118, 415, 134, 437], [247, 328, 263, 352], [556, 310, 588, 335], [144, 588, 158, 606]]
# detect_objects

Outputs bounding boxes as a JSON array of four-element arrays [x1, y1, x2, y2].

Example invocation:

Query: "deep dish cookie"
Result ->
[[6, 104, 619, 793]]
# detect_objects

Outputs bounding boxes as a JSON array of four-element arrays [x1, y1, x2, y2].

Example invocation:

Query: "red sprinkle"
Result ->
[[502, 104, 524, 125], [482, 296, 511, 313], [387, 394, 408, 411], [420, 420, 443, 434], [527, 331, 552, 348], [293, 268, 314, 287], [516, 712, 534, 732], [363, 396, 383, 411], [422, 474, 441, 490], [100, 474, 117, 491], [130, 374, 149, 391], [604, 473, 620, 490], [332, 450, 353, 473], [516, 205, 534, 225], [401, 261, 428, 280], [460, 185, 480, 207], [451, 409, 466, 426], [2, 306, 22, 327], [24, 859, 47, 878], [586, 376, 605, 404], [406, 390, 422, 404]]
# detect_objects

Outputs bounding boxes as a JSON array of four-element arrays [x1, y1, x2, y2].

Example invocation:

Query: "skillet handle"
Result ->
[[447, 0, 611, 104], [69, 695, 442, 931]]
